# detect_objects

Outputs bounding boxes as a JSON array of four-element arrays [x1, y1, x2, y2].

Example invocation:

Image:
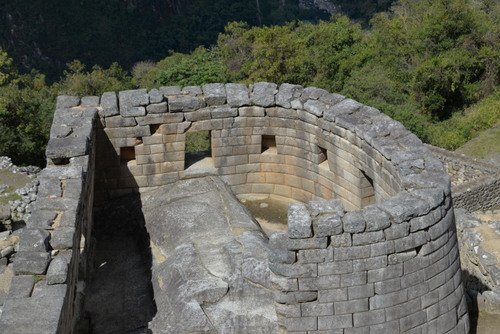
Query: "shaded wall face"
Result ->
[[94, 84, 402, 210]]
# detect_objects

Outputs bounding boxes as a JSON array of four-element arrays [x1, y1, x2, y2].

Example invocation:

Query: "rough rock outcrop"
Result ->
[[141, 176, 278, 333]]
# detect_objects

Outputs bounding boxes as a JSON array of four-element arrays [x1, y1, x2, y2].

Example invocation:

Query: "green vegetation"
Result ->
[[0, 0, 498, 167], [0, 170, 31, 204], [185, 131, 211, 153]]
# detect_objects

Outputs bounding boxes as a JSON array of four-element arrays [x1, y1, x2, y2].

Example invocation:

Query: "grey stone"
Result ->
[[119, 89, 149, 107], [250, 82, 277, 107], [288, 203, 312, 238], [210, 106, 238, 118], [47, 257, 68, 284], [0, 204, 11, 221], [146, 102, 168, 114], [50, 227, 76, 249], [352, 231, 385, 246], [168, 96, 205, 112], [276, 83, 303, 108], [28, 210, 57, 228], [7, 275, 34, 298], [0, 294, 65, 333], [181, 86, 203, 95], [324, 98, 363, 121], [363, 205, 390, 231], [159, 86, 181, 96], [226, 83, 250, 107], [269, 231, 296, 264], [120, 105, 146, 117], [56, 95, 80, 109], [304, 99, 327, 117], [101, 92, 119, 117], [308, 199, 344, 216], [343, 210, 365, 233], [316, 214, 343, 236], [319, 93, 345, 105], [80, 96, 99, 107], [148, 88, 165, 103], [13, 251, 50, 275], [202, 83, 226, 105], [18, 228, 50, 252], [318, 314, 353, 330], [46, 135, 90, 160], [1, 246, 14, 258], [301, 86, 328, 100]]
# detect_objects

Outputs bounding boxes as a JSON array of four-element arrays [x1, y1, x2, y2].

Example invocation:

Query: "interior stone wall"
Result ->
[[0, 82, 469, 333]]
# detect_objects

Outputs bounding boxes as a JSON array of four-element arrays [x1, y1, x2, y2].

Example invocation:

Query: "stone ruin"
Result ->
[[0, 83, 470, 333]]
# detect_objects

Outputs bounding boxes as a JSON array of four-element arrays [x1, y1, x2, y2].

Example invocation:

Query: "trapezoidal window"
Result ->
[[261, 135, 277, 154], [360, 170, 376, 207], [185, 130, 212, 169], [120, 147, 136, 165], [318, 146, 329, 170]]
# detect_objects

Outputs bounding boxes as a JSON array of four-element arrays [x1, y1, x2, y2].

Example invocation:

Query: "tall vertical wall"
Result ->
[[0, 82, 469, 333]]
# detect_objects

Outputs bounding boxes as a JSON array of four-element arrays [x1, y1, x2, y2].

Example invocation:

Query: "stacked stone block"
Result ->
[[93, 83, 408, 210], [270, 194, 469, 333], [0, 96, 97, 333]]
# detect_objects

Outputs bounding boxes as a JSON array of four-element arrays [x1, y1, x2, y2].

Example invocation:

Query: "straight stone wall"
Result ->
[[0, 96, 98, 333], [427, 145, 500, 212]]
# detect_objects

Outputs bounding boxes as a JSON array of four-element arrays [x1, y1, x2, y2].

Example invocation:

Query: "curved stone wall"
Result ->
[[0, 83, 469, 333]]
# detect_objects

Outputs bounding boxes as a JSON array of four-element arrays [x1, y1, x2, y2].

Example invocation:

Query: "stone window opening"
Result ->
[[360, 170, 376, 206], [149, 124, 160, 134], [185, 130, 212, 169], [261, 135, 277, 154], [120, 147, 136, 165], [319, 146, 329, 170]]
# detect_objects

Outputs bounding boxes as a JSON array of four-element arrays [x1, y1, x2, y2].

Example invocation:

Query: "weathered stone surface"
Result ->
[[168, 96, 205, 112], [46, 135, 90, 159], [101, 91, 119, 117], [7, 275, 34, 299], [0, 294, 65, 334], [80, 96, 99, 107], [56, 95, 80, 109], [146, 102, 168, 114], [18, 228, 50, 252], [288, 203, 313, 238], [140, 176, 278, 333], [119, 89, 149, 117], [13, 251, 50, 275], [226, 83, 250, 107], [47, 257, 68, 285], [203, 83, 226, 105], [276, 83, 303, 108], [159, 86, 181, 96], [50, 226, 76, 249], [251, 82, 277, 107], [148, 88, 164, 103]]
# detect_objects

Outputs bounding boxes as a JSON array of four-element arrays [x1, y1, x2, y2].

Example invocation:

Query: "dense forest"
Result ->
[[0, 0, 498, 167]]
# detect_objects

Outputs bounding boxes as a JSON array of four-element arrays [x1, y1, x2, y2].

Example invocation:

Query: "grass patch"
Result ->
[[0, 169, 32, 205], [456, 124, 500, 160]]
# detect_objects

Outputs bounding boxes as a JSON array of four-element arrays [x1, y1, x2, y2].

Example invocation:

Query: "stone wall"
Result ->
[[0, 82, 469, 333], [427, 145, 500, 212], [0, 96, 98, 333]]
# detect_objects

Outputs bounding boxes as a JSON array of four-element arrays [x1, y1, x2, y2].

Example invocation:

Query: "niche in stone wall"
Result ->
[[360, 170, 376, 206], [185, 130, 213, 169], [318, 146, 329, 170], [120, 147, 136, 165], [261, 135, 277, 154]]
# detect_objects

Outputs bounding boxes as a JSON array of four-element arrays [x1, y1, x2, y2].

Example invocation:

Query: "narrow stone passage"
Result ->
[[79, 195, 156, 334]]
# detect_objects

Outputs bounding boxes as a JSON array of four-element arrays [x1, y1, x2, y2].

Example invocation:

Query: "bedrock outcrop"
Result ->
[[141, 176, 278, 333]]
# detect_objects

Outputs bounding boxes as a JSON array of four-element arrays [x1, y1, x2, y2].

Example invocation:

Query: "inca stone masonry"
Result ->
[[0, 83, 469, 333]]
